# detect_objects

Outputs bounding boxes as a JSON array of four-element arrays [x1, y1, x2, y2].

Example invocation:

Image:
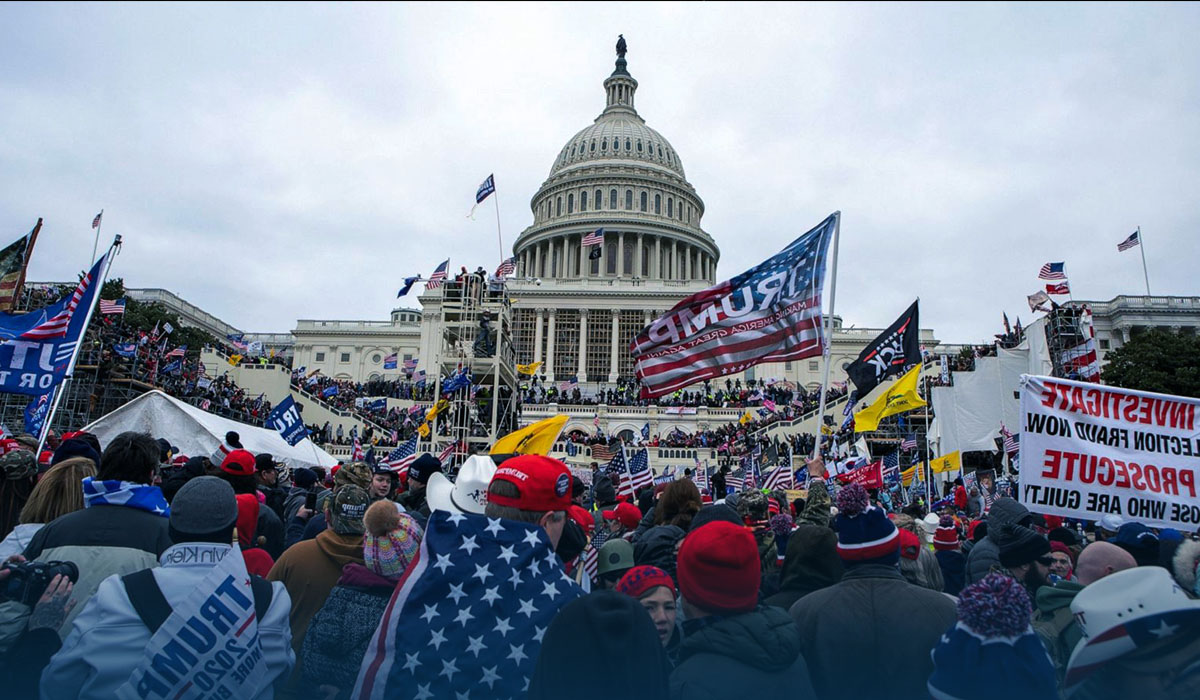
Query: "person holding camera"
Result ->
[[0, 557, 77, 698], [0, 432, 172, 652]]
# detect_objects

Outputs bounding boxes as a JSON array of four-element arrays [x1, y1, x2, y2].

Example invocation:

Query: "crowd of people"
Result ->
[[1, 421, 1195, 699]]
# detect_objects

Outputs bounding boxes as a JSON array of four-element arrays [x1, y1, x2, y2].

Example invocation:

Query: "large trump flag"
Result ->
[[630, 213, 836, 398]]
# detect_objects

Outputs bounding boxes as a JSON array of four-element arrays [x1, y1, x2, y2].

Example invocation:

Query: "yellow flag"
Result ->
[[229, 354, 242, 366], [820, 424, 833, 436], [929, 451, 962, 474], [517, 361, 543, 376], [417, 422, 430, 438], [491, 414, 569, 456], [739, 411, 755, 425], [425, 399, 450, 422], [900, 466, 916, 486], [853, 365, 927, 433]]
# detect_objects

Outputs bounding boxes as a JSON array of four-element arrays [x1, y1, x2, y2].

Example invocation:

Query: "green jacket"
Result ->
[[1032, 580, 1084, 686]]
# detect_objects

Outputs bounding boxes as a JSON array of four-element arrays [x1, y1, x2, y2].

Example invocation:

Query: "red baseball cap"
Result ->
[[220, 449, 257, 477], [488, 455, 571, 512], [602, 502, 642, 530]]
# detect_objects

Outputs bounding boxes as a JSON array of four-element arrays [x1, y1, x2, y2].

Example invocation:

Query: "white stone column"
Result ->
[[533, 308, 545, 364], [617, 231, 625, 278], [671, 240, 678, 280], [684, 246, 691, 280], [654, 236, 661, 279], [546, 309, 557, 382], [635, 233, 644, 278], [579, 233, 587, 278], [609, 312, 620, 382], [577, 309, 589, 382]]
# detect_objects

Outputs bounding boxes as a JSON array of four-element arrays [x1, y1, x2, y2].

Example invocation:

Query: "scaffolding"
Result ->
[[428, 277, 521, 471], [1044, 304, 1091, 380]]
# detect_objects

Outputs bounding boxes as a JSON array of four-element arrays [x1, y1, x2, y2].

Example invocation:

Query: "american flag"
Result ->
[[164, 346, 186, 359], [425, 259, 450, 290], [403, 358, 418, 370], [591, 443, 617, 463], [1000, 424, 1020, 454], [495, 257, 515, 277], [762, 465, 794, 491], [631, 213, 835, 398], [98, 298, 125, 315], [763, 398, 777, 412], [900, 434, 918, 451], [21, 255, 103, 340], [199, 399, 211, 411], [437, 440, 461, 466], [352, 437, 365, 461], [1038, 262, 1066, 280], [882, 451, 901, 485], [383, 437, 419, 475], [1046, 281, 1071, 295], [1117, 230, 1140, 252], [726, 472, 745, 491], [625, 447, 653, 496], [92, 211, 103, 229], [558, 376, 577, 392], [581, 228, 605, 246], [353, 511, 582, 700]]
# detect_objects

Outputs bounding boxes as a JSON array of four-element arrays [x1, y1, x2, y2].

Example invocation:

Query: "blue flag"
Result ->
[[368, 398, 387, 412], [267, 395, 310, 446], [641, 422, 650, 441], [321, 385, 339, 399], [24, 393, 51, 436], [113, 343, 136, 358], [161, 358, 183, 375], [397, 276, 420, 298], [383, 353, 398, 370], [0, 249, 110, 396]]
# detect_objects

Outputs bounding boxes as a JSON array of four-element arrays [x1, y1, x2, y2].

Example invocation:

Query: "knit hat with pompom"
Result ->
[[363, 500, 423, 580], [833, 483, 900, 567], [927, 573, 1058, 700], [934, 515, 960, 551]]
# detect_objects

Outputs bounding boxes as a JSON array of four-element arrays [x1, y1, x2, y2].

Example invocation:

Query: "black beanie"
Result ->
[[997, 523, 1051, 568], [292, 467, 318, 489], [51, 439, 102, 468], [255, 453, 277, 473], [689, 503, 743, 531], [409, 454, 442, 484], [527, 591, 670, 700]]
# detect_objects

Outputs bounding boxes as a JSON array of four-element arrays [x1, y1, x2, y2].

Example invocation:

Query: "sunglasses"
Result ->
[[1036, 556, 1055, 566]]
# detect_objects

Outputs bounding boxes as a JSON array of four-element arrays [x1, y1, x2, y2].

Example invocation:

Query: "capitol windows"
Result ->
[[667, 198, 673, 217], [605, 241, 618, 274], [654, 194, 661, 214], [601, 139, 607, 150], [658, 146, 664, 158], [340, 352, 351, 364], [590, 140, 596, 152], [567, 193, 574, 214], [636, 140, 643, 152], [641, 244, 650, 276], [596, 189, 603, 209], [609, 189, 617, 209], [640, 192, 648, 212], [625, 139, 631, 151], [625, 190, 633, 209], [571, 145, 576, 157], [315, 352, 326, 362], [556, 197, 562, 216], [580, 191, 587, 212], [372, 353, 382, 364], [623, 241, 634, 274]]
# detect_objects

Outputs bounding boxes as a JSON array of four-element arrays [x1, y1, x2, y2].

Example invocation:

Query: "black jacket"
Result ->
[[789, 563, 957, 700], [669, 605, 816, 700], [763, 523, 843, 611], [965, 497, 1030, 584]]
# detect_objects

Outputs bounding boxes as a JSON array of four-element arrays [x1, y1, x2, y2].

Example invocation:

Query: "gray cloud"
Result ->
[[1, 2, 1196, 342]]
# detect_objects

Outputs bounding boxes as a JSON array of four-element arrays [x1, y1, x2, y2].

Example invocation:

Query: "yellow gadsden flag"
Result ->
[[739, 411, 755, 426], [228, 354, 242, 366], [929, 451, 962, 474], [425, 399, 450, 423], [853, 365, 927, 433], [417, 422, 431, 438], [516, 361, 543, 376], [491, 414, 569, 456]]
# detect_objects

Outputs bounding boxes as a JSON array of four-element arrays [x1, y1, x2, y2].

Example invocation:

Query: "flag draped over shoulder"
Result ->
[[630, 213, 836, 398], [353, 511, 582, 700], [853, 364, 926, 433], [845, 300, 921, 398], [491, 415, 567, 456]]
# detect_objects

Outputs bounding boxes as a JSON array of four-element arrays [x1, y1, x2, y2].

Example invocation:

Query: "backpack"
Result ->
[[121, 569, 273, 633]]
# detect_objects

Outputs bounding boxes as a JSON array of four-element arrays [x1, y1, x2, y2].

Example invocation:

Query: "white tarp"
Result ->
[[931, 348, 1028, 455], [85, 390, 336, 469]]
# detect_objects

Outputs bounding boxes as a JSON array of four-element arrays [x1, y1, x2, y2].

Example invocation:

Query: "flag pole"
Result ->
[[1137, 226, 1151, 295], [493, 183, 505, 267], [90, 210, 103, 265], [922, 372, 932, 510], [37, 235, 121, 454], [811, 212, 841, 461]]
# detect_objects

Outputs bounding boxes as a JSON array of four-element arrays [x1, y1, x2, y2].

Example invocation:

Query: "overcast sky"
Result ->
[[2, 2, 1197, 343]]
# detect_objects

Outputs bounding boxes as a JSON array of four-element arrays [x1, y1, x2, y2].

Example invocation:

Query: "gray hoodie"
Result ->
[[964, 497, 1031, 584]]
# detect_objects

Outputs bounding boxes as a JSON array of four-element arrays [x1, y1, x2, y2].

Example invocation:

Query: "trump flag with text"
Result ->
[[630, 213, 835, 398], [1018, 375, 1200, 529]]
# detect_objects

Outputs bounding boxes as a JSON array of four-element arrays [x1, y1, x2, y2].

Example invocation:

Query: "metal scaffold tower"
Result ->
[[1044, 304, 1090, 380], [428, 277, 521, 470]]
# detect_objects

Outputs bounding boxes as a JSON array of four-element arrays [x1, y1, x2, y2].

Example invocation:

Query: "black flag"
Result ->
[[589, 246, 602, 260], [845, 300, 921, 397]]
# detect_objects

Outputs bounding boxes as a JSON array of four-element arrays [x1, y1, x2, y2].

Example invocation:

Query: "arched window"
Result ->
[[601, 138, 607, 151], [609, 189, 617, 209], [596, 189, 603, 210], [625, 139, 631, 151], [567, 193, 574, 214], [623, 240, 634, 275], [580, 191, 587, 212], [641, 244, 651, 277], [571, 145, 576, 157], [625, 189, 633, 209], [658, 146, 664, 158], [556, 197, 562, 216], [636, 140, 643, 152], [590, 140, 596, 152], [605, 241, 618, 274], [654, 194, 661, 215], [640, 192, 648, 212], [667, 198, 673, 218]]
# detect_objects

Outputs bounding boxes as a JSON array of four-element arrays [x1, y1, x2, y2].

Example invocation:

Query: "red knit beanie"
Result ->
[[934, 515, 960, 551], [677, 521, 759, 614], [898, 527, 922, 561]]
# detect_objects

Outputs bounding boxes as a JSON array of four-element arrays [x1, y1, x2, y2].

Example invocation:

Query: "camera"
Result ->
[[0, 560, 79, 607]]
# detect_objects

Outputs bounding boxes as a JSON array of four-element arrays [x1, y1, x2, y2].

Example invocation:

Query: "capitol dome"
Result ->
[[513, 39, 718, 284]]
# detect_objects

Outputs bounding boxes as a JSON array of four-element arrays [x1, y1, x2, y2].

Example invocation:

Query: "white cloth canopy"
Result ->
[[930, 347, 1028, 455], [85, 390, 336, 469]]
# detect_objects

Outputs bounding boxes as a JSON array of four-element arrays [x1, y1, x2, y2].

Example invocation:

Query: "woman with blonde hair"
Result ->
[[0, 457, 97, 560]]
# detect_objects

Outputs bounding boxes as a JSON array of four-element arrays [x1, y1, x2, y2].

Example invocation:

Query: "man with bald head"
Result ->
[[1033, 541, 1137, 682]]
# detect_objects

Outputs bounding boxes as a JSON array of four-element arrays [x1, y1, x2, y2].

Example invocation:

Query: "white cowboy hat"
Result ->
[[427, 454, 497, 516]]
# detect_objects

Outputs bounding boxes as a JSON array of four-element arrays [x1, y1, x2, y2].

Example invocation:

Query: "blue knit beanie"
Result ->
[[927, 573, 1057, 700], [833, 483, 899, 567]]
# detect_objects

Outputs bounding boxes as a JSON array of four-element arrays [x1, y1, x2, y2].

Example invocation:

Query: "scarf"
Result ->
[[81, 477, 170, 517]]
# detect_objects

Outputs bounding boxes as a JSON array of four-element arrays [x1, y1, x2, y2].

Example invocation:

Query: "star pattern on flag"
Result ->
[[359, 510, 583, 700]]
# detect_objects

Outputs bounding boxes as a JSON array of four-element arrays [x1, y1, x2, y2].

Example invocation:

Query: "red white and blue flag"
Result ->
[[1046, 281, 1071, 295], [99, 298, 125, 315], [495, 257, 516, 277], [426, 259, 449, 290], [352, 437, 365, 461], [1117, 230, 1140, 252], [631, 213, 835, 398], [353, 511, 582, 700], [92, 211, 103, 229], [383, 436, 418, 475], [762, 465, 794, 491], [581, 228, 605, 246], [1038, 262, 1066, 280], [626, 447, 653, 495]]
